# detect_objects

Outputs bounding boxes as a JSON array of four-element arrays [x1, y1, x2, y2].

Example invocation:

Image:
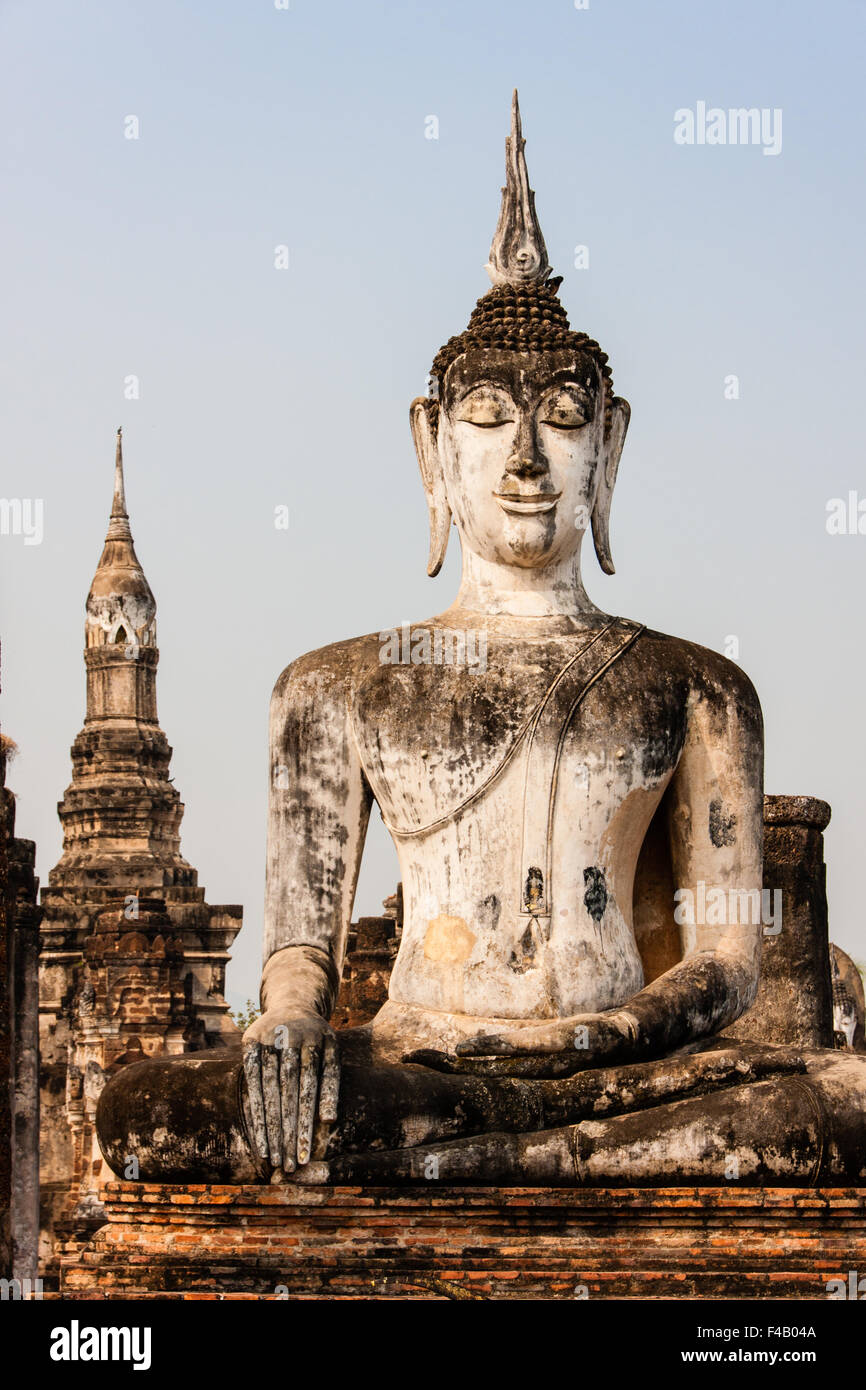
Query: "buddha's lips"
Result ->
[[494, 491, 561, 516]]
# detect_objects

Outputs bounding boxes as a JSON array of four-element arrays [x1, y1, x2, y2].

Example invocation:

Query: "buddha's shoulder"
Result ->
[[636, 626, 762, 719], [269, 631, 386, 708]]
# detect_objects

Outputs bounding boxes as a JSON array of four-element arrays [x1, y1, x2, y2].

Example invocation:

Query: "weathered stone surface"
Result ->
[[332, 909, 402, 1029], [0, 728, 8, 1280], [0, 720, 42, 1284], [830, 943, 865, 1051], [730, 795, 833, 1049], [337, 799, 839, 1056], [97, 1036, 866, 1188], [62, 1182, 866, 1301]]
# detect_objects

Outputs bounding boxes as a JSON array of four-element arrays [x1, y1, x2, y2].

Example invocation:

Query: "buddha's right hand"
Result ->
[[242, 1009, 340, 1172]]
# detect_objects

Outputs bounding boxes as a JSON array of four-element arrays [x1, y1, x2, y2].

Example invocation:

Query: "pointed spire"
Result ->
[[107, 426, 132, 541], [112, 426, 127, 515], [485, 90, 552, 288], [86, 428, 156, 651]]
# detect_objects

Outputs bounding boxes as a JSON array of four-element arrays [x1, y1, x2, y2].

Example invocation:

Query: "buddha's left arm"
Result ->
[[458, 658, 764, 1064], [633, 659, 765, 1049], [559, 662, 766, 1062]]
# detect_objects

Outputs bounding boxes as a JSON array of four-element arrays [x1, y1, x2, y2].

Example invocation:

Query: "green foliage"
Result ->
[[231, 998, 261, 1031]]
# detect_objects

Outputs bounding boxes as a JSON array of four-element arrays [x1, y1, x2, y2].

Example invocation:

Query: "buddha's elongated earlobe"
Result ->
[[591, 396, 630, 575], [410, 397, 452, 577]]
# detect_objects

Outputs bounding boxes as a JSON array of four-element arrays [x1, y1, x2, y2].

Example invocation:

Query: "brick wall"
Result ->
[[62, 1182, 866, 1301]]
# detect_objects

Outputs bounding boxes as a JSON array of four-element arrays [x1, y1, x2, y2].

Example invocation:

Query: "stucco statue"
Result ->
[[98, 93, 866, 1187]]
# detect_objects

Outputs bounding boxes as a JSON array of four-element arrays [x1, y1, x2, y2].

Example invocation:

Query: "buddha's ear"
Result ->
[[410, 397, 452, 577], [591, 396, 630, 576]]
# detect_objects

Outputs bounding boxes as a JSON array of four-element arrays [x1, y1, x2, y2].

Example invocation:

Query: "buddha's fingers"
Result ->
[[402, 1049, 462, 1073], [456, 1021, 572, 1057], [242, 1042, 269, 1162], [318, 1034, 340, 1124], [278, 1046, 300, 1174], [261, 1049, 282, 1169], [297, 1041, 322, 1165]]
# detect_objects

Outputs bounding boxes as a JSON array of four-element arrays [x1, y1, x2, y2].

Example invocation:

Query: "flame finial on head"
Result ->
[[485, 90, 552, 288], [428, 91, 615, 444], [107, 426, 132, 541]]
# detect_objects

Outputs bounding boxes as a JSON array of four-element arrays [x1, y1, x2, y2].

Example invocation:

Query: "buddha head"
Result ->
[[411, 92, 630, 579]]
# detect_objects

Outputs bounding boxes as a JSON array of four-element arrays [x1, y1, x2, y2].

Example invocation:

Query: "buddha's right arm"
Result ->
[[244, 650, 373, 1170], [261, 648, 373, 989], [259, 944, 341, 1019]]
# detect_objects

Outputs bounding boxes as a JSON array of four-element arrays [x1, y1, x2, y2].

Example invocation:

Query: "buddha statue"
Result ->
[[97, 93, 866, 1189]]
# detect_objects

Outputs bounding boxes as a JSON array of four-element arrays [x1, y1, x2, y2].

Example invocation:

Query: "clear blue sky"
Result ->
[[1, 0, 864, 1008]]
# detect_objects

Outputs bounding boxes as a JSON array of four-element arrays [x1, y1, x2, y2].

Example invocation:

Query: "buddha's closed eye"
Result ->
[[540, 390, 591, 430], [541, 412, 587, 430], [456, 390, 516, 428]]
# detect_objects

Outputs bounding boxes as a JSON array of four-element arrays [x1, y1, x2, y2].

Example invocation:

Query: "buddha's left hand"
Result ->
[[453, 1009, 639, 1067]]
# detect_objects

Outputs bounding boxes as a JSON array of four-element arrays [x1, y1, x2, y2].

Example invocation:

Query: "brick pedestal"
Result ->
[[61, 1183, 866, 1300]]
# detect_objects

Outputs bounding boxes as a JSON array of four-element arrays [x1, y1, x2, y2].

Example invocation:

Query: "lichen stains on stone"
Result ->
[[583, 867, 608, 922], [423, 915, 476, 963], [709, 798, 737, 848]]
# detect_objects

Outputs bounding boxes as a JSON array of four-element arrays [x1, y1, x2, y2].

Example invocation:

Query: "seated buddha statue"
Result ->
[[97, 93, 866, 1189]]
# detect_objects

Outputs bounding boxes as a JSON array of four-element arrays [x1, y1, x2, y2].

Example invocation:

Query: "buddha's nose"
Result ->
[[504, 417, 547, 479]]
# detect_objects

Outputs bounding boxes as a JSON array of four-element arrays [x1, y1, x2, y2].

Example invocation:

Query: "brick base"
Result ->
[[60, 1183, 866, 1300]]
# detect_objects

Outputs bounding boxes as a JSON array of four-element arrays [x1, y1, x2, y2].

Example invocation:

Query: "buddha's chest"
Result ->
[[350, 629, 687, 837]]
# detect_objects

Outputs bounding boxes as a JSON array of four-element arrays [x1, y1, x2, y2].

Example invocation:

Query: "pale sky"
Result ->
[[1, 0, 864, 1009]]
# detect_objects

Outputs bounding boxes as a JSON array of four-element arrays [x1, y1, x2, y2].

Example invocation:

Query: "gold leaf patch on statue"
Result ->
[[423, 915, 476, 963]]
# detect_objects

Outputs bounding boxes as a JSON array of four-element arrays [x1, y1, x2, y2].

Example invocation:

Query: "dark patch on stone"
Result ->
[[709, 798, 737, 848], [523, 867, 544, 913], [508, 923, 537, 974], [583, 867, 607, 922], [477, 894, 501, 933], [640, 705, 686, 781]]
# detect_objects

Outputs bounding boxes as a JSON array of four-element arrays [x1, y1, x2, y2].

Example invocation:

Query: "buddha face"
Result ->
[[437, 349, 604, 569], [411, 346, 630, 579]]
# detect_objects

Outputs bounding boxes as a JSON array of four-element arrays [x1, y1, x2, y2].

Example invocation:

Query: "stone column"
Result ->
[[729, 794, 833, 1049], [0, 723, 42, 1286], [0, 734, 11, 1279], [332, 916, 402, 1029], [10, 841, 40, 1285]]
